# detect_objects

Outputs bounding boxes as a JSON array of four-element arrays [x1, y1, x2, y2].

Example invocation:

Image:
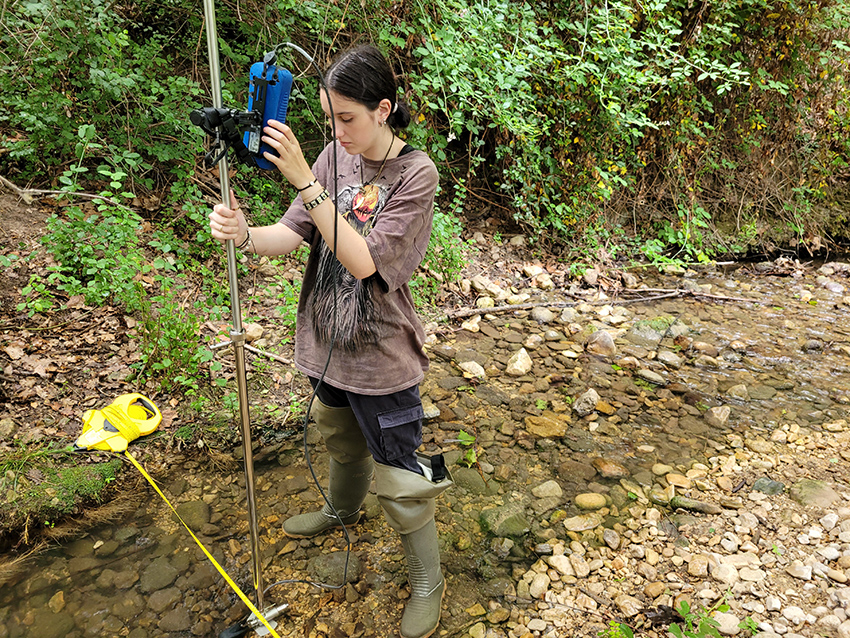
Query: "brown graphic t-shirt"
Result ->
[[280, 141, 438, 395]]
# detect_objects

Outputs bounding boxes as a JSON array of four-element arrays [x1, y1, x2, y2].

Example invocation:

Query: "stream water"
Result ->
[[1, 260, 849, 638]]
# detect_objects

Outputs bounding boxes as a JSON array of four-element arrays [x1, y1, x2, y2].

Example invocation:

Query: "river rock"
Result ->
[[603, 528, 621, 550], [669, 495, 722, 514], [549, 554, 575, 577], [615, 594, 644, 617], [174, 501, 210, 529], [585, 330, 617, 357], [789, 479, 841, 508], [531, 307, 555, 324], [727, 384, 750, 400], [705, 406, 731, 427], [713, 611, 742, 635], [28, 611, 76, 638], [506, 348, 533, 376], [752, 478, 785, 495], [139, 556, 178, 593], [453, 467, 488, 494], [563, 512, 604, 532], [309, 551, 362, 585], [573, 388, 600, 417], [657, 350, 683, 369], [592, 457, 629, 478], [458, 360, 486, 379], [481, 502, 531, 536], [158, 608, 192, 632], [637, 369, 667, 386], [711, 563, 740, 586], [531, 480, 563, 499], [525, 412, 570, 438], [575, 493, 607, 510]]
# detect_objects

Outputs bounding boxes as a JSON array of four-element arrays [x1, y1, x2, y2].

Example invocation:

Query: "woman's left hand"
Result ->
[[261, 120, 315, 189]]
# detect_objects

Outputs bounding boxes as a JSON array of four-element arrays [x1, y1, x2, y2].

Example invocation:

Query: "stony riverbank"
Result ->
[[2, 257, 850, 638]]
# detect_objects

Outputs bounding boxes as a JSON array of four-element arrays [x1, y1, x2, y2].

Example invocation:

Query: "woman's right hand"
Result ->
[[209, 189, 248, 244]]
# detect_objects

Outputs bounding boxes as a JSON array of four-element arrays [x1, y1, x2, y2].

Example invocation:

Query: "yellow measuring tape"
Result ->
[[124, 451, 282, 638], [75, 394, 281, 638]]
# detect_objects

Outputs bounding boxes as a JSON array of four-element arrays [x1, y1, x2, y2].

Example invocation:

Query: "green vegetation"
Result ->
[[0, 443, 122, 532], [1, 0, 848, 541]]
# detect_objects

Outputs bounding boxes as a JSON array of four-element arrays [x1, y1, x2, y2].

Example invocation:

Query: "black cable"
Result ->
[[258, 42, 351, 597]]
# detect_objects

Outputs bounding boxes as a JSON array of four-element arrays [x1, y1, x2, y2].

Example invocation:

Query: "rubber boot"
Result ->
[[375, 456, 452, 638], [283, 399, 372, 538]]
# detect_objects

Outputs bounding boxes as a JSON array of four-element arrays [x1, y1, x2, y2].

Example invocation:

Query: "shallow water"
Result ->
[[2, 261, 849, 637]]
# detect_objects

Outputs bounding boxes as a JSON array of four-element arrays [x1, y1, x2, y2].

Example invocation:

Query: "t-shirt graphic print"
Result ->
[[309, 180, 389, 352]]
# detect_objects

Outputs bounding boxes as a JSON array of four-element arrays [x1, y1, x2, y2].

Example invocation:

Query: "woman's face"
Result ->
[[320, 90, 391, 160]]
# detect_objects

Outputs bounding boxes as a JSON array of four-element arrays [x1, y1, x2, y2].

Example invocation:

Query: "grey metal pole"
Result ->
[[201, 0, 264, 611]]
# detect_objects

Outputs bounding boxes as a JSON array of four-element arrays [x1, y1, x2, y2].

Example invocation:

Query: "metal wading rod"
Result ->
[[201, 0, 264, 612]]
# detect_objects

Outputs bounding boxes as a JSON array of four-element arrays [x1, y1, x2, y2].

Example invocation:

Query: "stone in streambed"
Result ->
[[573, 388, 600, 417], [575, 493, 607, 510], [525, 412, 570, 438], [506, 348, 533, 376], [669, 495, 722, 515], [789, 479, 841, 508]]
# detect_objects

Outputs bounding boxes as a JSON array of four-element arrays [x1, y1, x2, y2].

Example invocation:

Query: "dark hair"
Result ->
[[326, 45, 412, 130]]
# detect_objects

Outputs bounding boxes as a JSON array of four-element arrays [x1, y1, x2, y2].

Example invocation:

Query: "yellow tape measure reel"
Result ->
[[75, 393, 162, 452]]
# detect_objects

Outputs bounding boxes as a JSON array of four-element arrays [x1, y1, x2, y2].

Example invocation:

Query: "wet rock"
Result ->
[[669, 495, 722, 515], [727, 384, 749, 400], [591, 457, 629, 479], [748, 385, 777, 400], [575, 493, 607, 510], [28, 611, 76, 638], [149, 587, 181, 613], [506, 348, 533, 376], [531, 307, 555, 324], [563, 512, 604, 532], [525, 412, 570, 438], [637, 369, 667, 386], [531, 480, 563, 499], [585, 330, 617, 357], [657, 350, 683, 369], [309, 551, 362, 585], [453, 467, 488, 495], [174, 501, 210, 529], [140, 556, 178, 593], [705, 406, 731, 427], [752, 478, 785, 495], [573, 388, 600, 417], [626, 322, 667, 348], [158, 607, 192, 632], [789, 479, 841, 508], [458, 360, 486, 379], [480, 502, 531, 536]]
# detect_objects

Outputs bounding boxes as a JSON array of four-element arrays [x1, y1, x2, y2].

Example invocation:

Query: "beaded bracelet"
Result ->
[[304, 189, 330, 211]]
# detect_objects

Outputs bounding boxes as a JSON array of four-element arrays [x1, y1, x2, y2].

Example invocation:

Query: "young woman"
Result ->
[[208, 45, 450, 638]]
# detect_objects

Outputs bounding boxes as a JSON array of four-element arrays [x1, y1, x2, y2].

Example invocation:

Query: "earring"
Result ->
[[379, 119, 385, 127]]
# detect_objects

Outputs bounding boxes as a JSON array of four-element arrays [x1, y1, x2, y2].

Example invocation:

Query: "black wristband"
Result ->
[[295, 178, 318, 192]]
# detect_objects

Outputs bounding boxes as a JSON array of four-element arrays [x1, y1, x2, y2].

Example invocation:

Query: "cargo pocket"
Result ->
[[376, 404, 424, 462]]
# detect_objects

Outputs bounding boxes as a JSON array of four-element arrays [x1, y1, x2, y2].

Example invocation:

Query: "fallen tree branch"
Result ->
[[0, 175, 134, 213], [446, 288, 756, 320]]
